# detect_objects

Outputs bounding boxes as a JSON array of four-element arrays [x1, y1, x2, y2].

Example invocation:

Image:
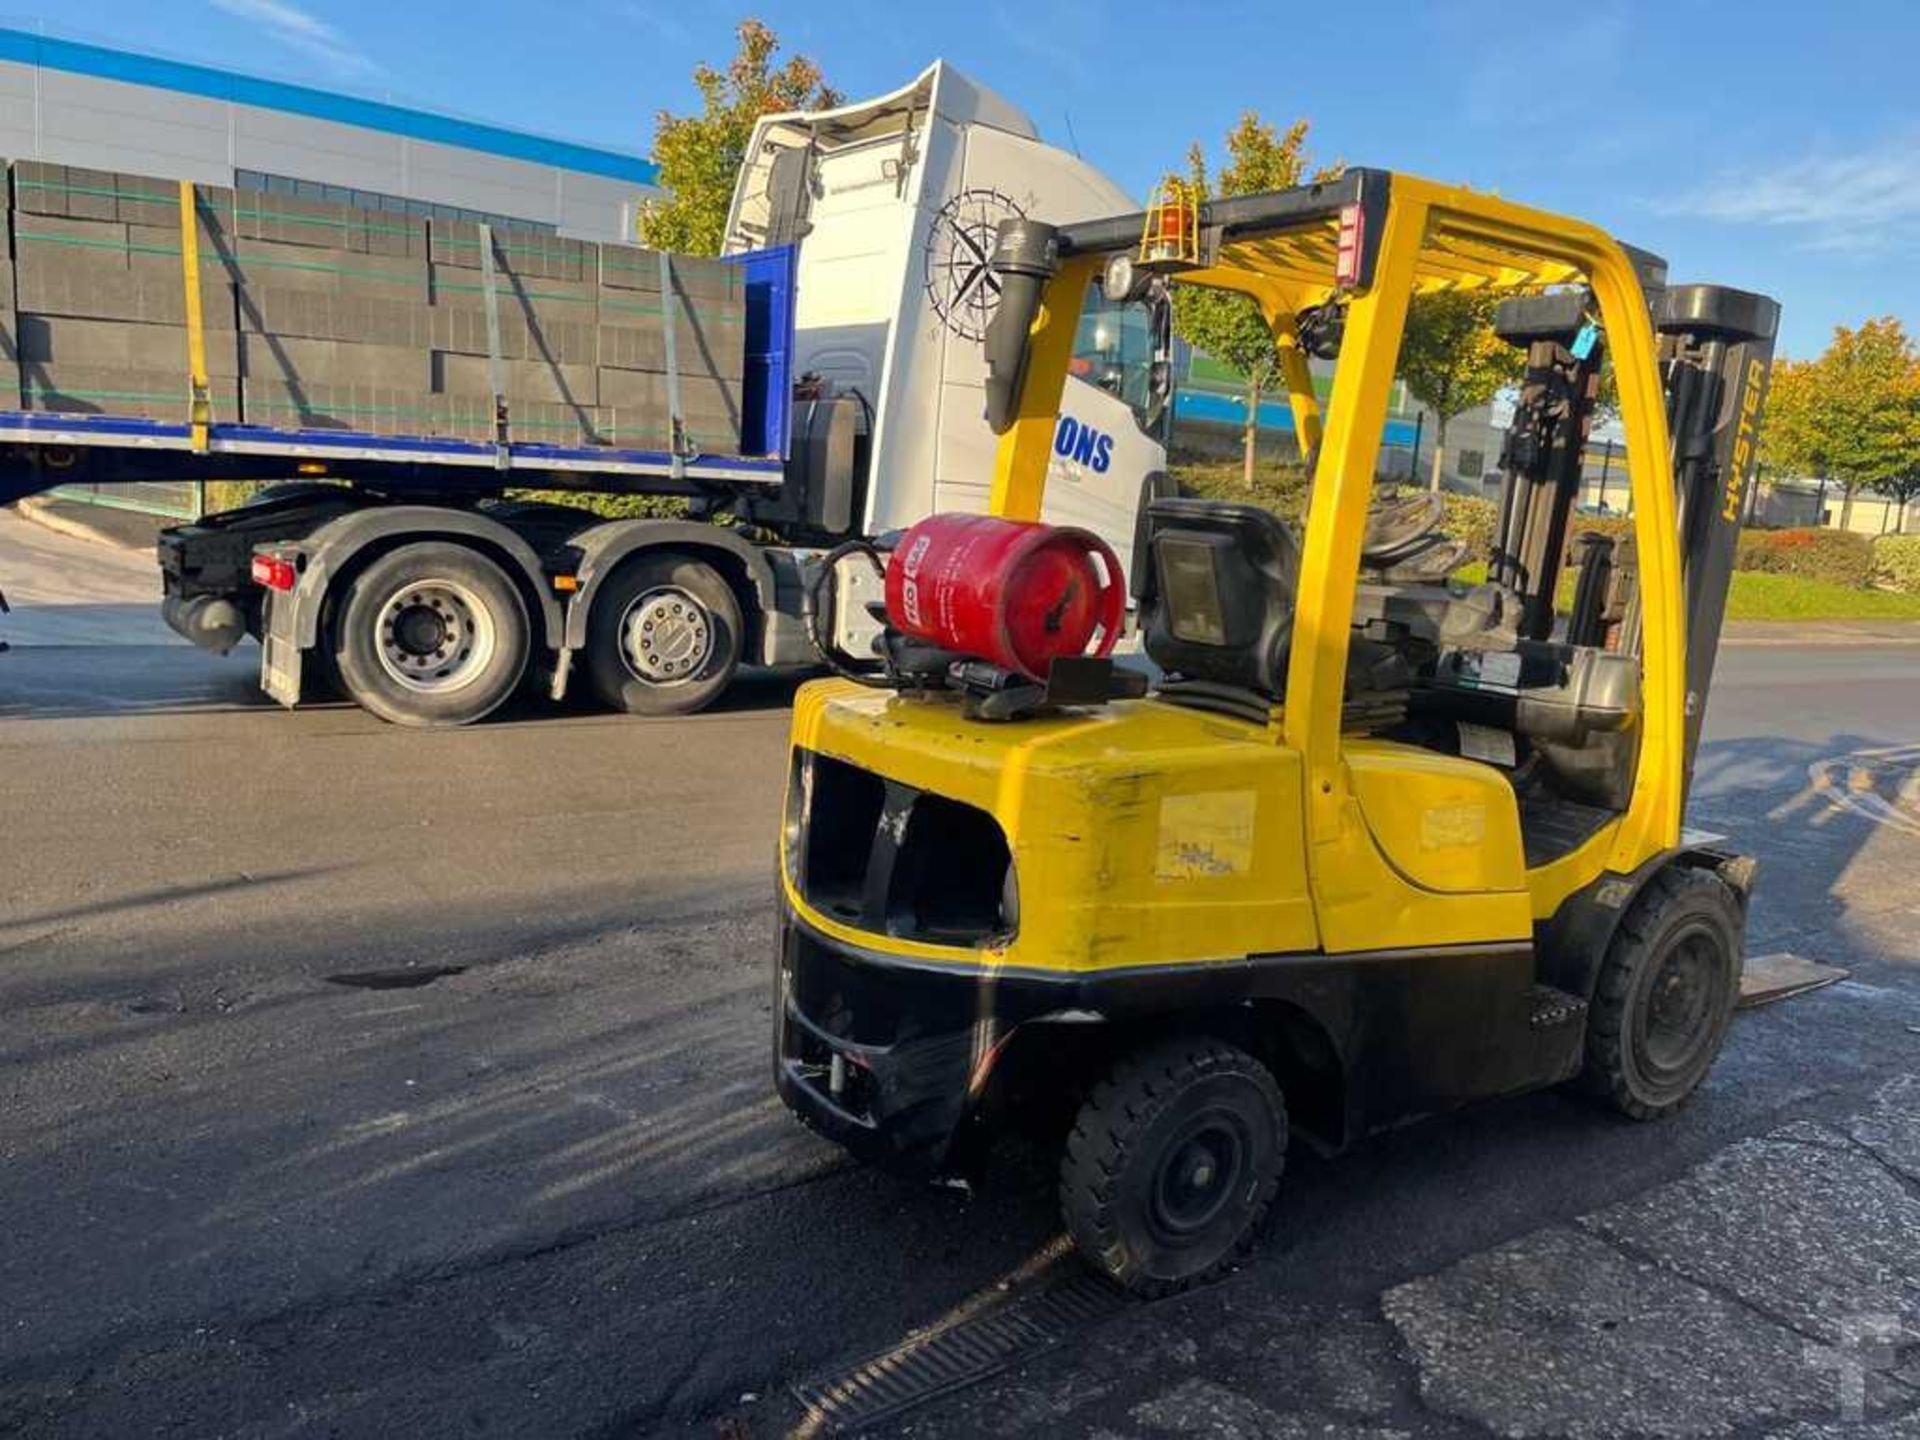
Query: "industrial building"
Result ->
[[0, 27, 662, 517], [0, 27, 658, 242]]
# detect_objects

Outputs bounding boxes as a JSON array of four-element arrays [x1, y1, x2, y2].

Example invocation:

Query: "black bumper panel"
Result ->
[[775, 910, 1014, 1174], [771, 903, 1284, 1172]]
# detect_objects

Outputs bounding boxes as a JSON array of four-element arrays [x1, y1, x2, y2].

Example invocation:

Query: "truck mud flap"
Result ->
[[260, 592, 303, 708]]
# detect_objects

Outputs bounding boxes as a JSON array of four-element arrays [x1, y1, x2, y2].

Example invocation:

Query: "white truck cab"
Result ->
[[725, 61, 1170, 571]]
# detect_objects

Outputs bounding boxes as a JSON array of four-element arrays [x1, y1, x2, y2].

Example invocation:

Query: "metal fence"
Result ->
[[47, 480, 201, 520]]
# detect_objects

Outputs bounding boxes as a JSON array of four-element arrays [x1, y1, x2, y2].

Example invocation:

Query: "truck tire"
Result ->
[[330, 542, 530, 727], [1579, 867, 1743, 1120], [583, 552, 743, 716], [1060, 1037, 1286, 1296]]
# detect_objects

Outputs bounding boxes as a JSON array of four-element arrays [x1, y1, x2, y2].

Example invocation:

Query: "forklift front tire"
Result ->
[[1580, 866, 1743, 1120], [1060, 1037, 1286, 1296]]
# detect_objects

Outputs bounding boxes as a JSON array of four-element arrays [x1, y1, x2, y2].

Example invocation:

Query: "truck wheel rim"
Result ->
[[621, 587, 713, 685], [374, 579, 497, 694]]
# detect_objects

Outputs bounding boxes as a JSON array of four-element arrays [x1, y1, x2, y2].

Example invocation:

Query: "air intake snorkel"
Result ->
[[983, 218, 1060, 436]]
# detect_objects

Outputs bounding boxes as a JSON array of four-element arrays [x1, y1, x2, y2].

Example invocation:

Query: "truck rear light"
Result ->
[[1335, 203, 1365, 288], [251, 554, 298, 592]]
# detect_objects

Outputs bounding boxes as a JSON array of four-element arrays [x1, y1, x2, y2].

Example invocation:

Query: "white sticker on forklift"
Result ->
[[1457, 722, 1517, 768], [1478, 652, 1522, 689], [1421, 803, 1488, 850], [1156, 791, 1258, 880]]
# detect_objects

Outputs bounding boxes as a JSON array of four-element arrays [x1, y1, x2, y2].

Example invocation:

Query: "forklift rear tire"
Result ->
[[332, 542, 530, 727], [584, 553, 743, 717], [1580, 867, 1743, 1120], [1060, 1037, 1286, 1296]]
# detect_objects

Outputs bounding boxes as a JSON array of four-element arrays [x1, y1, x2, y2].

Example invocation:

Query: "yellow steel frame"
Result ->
[[987, 255, 1100, 521], [984, 173, 1685, 926]]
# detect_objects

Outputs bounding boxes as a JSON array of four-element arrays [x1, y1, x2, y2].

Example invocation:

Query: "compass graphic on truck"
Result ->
[[924, 187, 1024, 341]]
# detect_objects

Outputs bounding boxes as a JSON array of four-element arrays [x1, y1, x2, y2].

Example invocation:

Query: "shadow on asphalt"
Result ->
[[0, 643, 274, 720], [5, 719, 1919, 1434], [0, 644, 810, 723], [1690, 730, 1910, 971]]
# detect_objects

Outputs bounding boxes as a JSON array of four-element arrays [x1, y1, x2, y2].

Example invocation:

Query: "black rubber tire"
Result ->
[[1580, 867, 1743, 1120], [583, 552, 743, 717], [1060, 1037, 1286, 1296], [330, 542, 530, 727]]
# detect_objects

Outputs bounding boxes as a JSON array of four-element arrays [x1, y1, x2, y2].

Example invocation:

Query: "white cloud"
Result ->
[[209, 0, 379, 78], [1671, 131, 1920, 257]]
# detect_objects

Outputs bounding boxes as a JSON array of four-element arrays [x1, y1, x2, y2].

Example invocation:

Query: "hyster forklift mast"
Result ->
[[1488, 282, 1778, 786], [1658, 287, 1779, 777], [774, 166, 1782, 1297], [1489, 290, 1616, 643]]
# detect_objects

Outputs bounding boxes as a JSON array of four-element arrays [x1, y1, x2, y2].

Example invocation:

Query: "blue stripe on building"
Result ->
[[0, 28, 659, 187], [1175, 388, 1418, 448]]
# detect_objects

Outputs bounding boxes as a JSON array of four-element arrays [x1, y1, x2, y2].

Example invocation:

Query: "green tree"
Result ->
[[1397, 291, 1525, 492], [637, 20, 838, 257], [1874, 467, 1920, 533], [1171, 113, 1334, 488], [1766, 318, 1920, 531]]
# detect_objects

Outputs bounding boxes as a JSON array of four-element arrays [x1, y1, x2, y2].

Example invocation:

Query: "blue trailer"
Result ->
[[0, 244, 870, 726]]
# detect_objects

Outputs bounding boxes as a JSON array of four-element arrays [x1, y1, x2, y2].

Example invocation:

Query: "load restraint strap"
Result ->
[[657, 248, 690, 479], [178, 180, 213, 453], [476, 222, 512, 470]]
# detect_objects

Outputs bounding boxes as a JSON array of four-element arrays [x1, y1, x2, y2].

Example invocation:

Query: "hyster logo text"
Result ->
[[1053, 416, 1115, 474], [1726, 358, 1768, 522]]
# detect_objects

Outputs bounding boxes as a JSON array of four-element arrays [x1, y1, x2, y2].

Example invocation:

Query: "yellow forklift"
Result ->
[[775, 169, 1778, 1293]]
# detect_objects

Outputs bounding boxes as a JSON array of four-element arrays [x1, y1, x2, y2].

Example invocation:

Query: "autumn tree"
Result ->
[[1765, 319, 1920, 531], [1763, 356, 1824, 509], [638, 20, 837, 257], [1397, 292, 1525, 492], [1172, 113, 1335, 488]]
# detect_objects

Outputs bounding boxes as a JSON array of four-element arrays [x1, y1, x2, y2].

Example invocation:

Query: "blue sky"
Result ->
[[36, 0, 1912, 356]]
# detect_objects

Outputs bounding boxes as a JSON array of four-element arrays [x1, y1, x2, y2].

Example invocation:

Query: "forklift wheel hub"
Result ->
[[1151, 1113, 1245, 1238], [1642, 931, 1720, 1071]]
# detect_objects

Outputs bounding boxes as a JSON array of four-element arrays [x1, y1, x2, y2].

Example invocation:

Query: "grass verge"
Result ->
[[1725, 572, 1920, 621]]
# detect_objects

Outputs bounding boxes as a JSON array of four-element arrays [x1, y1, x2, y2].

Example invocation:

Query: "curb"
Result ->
[[15, 497, 150, 552], [1723, 626, 1920, 648]]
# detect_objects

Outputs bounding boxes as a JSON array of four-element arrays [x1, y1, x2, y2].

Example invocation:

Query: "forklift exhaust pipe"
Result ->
[[983, 219, 1060, 436]]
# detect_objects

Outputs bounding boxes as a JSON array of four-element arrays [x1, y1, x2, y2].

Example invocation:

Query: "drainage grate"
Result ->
[[792, 1270, 1132, 1433]]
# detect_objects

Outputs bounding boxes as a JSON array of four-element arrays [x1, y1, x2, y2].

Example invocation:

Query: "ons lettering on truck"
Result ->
[[1053, 416, 1115, 474]]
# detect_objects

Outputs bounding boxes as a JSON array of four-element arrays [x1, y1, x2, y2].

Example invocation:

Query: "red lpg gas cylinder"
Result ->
[[883, 514, 1124, 680]]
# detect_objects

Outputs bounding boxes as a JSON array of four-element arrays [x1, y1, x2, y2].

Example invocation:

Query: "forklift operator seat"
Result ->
[[1137, 498, 1299, 697]]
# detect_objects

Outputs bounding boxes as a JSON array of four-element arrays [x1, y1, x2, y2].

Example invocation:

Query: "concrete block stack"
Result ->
[[230, 189, 436, 437], [3, 162, 753, 457], [427, 220, 603, 447], [11, 162, 240, 422], [594, 242, 746, 455]]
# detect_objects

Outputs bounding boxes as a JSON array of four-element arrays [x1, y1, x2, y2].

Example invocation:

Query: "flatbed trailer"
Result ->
[[0, 412, 786, 494], [0, 245, 816, 726], [0, 62, 1176, 725]]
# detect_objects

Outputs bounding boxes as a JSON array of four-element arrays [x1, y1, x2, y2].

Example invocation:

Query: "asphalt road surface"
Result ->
[[3, 506, 1920, 1438]]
